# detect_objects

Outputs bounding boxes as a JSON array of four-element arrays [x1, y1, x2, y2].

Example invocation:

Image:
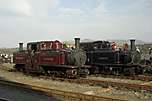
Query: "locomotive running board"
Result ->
[[91, 63, 140, 68], [39, 65, 91, 69]]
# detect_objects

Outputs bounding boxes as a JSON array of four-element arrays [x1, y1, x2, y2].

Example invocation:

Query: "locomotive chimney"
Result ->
[[130, 39, 136, 51], [19, 43, 23, 51], [75, 38, 80, 50]]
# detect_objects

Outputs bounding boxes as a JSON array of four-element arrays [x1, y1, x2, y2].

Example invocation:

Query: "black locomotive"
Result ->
[[80, 39, 149, 75]]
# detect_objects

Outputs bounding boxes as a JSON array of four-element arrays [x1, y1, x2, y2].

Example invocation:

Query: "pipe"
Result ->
[[75, 38, 80, 50]]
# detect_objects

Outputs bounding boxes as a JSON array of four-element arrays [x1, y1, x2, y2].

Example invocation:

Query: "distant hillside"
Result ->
[[107, 39, 146, 45], [81, 39, 146, 45], [81, 39, 95, 42], [63, 39, 92, 43]]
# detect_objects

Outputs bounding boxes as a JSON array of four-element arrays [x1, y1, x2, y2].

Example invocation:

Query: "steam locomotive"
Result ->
[[13, 38, 88, 78], [80, 39, 152, 75]]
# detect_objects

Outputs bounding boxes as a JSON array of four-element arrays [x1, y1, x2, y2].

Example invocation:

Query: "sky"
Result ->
[[0, 0, 152, 47]]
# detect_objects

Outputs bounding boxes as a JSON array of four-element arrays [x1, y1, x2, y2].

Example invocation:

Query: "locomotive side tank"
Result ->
[[13, 38, 87, 78]]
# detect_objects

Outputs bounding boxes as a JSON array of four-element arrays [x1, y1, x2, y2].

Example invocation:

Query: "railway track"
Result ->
[[1, 66, 152, 93], [0, 79, 125, 101], [46, 77, 152, 93], [4, 70, 152, 93]]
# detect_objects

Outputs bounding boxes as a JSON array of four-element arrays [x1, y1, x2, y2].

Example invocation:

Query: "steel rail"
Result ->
[[80, 78, 152, 92]]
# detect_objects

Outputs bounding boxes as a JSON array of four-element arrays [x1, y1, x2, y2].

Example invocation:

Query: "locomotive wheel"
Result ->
[[134, 66, 143, 75], [113, 68, 120, 76], [85, 69, 90, 75], [104, 67, 112, 75], [124, 67, 135, 75], [143, 66, 152, 75], [140, 59, 151, 65], [14, 64, 25, 72], [38, 66, 45, 74], [66, 69, 78, 78]]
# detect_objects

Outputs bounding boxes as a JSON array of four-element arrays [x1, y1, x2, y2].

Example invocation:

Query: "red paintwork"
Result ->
[[13, 40, 66, 70], [13, 52, 27, 64], [39, 51, 65, 65]]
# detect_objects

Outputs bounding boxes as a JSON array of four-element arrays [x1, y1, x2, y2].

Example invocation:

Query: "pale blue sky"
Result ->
[[0, 0, 152, 47]]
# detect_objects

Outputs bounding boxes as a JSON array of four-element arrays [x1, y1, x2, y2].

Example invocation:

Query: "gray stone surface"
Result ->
[[0, 84, 61, 101]]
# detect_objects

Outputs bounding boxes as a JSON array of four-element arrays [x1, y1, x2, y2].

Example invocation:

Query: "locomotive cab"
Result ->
[[27, 42, 38, 53]]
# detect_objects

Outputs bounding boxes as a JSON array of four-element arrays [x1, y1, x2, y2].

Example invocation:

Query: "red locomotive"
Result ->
[[13, 38, 88, 78]]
